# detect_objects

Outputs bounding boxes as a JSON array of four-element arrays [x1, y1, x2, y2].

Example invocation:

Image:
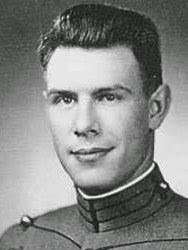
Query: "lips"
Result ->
[[70, 147, 114, 163], [71, 147, 113, 155]]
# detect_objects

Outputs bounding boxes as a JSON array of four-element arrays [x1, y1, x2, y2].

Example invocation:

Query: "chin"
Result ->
[[73, 170, 117, 195], [77, 182, 114, 195]]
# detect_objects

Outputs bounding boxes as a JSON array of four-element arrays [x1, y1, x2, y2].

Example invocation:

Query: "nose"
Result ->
[[73, 98, 100, 138]]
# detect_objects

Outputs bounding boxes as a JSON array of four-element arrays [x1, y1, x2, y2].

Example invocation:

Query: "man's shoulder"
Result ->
[[0, 204, 79, 249], [0, 222, 27, 250], [166, 192, 188, 223], [36, 203, 78, 226], [145, 191, 188, 239], [172, 192, 188, 207]]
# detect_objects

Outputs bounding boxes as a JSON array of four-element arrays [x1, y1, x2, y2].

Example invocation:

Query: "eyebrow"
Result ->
[[46, 84, 132, 97], [92, 84, 132, 96], [46, 89, 77, 98]]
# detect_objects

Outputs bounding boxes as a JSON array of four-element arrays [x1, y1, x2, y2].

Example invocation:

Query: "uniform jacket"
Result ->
[[0, 164, 188, 250]]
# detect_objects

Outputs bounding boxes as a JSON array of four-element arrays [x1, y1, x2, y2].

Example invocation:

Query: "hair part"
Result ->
[[38, 3, 162, 97]]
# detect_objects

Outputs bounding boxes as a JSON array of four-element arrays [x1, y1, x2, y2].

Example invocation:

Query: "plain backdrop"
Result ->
[[0, 0, 187, 236]]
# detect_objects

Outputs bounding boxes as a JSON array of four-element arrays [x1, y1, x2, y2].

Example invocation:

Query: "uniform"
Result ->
[[0, 163, 188, 249]]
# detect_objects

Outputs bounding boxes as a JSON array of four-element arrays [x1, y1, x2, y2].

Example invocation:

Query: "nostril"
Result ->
[[74, 130, 88, 137], [74, 131, 82, 137], [74, 129, 99, 137], [90, 129, 98, 135]]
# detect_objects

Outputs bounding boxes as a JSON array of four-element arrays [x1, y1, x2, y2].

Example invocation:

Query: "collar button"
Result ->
[[20, 215, 33, 228], [159, 182, 168, 189]]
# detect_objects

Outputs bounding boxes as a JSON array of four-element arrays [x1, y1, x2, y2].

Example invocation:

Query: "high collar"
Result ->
[[78, 163, 155, 200], [76, 163, 174, 233]]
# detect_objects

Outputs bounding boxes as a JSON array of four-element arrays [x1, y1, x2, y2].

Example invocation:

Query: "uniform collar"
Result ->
[[78, 163, 155, 200], [76, 162, 173, 233]]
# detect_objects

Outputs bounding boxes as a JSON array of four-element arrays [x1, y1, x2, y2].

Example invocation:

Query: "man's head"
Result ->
[[39, 3, 163, 97], [39, 4, 171, 194]]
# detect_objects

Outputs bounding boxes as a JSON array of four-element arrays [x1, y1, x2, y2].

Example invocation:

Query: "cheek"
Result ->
[[47, 108, 71, 142], [100, 102, 149, 142]]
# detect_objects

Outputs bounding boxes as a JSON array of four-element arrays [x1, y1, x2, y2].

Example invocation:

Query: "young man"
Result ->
[[1, 3, 187, 250]]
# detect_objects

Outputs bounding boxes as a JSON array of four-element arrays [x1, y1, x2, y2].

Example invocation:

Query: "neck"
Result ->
[[124, 134, 154, 185]]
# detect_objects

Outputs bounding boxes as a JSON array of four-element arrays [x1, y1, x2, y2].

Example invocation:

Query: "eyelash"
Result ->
[[51, 95, 76, 105], [95, 93, 123, 102], [50, 93, 123, 105]]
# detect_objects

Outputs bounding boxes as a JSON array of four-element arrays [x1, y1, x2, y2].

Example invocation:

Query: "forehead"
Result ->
[[46, 46, 142, 92]]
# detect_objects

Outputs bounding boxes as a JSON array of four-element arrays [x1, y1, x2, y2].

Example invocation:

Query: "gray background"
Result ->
[[0, 0, 187, 235]]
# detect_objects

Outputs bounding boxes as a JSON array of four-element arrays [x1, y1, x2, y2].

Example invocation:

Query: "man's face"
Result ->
[[45, 46, 152, 194]]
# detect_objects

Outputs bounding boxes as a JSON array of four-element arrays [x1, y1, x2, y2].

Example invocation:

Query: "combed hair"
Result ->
[[38, 3, 162, 97]]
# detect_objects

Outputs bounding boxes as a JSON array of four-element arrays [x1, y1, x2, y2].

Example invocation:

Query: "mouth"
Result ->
[[70, 147, 114, 163]]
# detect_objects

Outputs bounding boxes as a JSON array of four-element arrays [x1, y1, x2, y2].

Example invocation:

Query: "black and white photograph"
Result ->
[[0, 0, 188, 249]]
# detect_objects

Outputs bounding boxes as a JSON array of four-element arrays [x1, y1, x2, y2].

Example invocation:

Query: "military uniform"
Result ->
[[1, 164, 188, 249]]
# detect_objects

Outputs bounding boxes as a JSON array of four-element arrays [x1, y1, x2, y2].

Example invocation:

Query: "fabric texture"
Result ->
[[0, 164, 188, 250]]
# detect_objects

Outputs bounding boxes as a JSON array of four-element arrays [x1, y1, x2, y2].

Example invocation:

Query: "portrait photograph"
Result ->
[[0, 0, 187, 249]]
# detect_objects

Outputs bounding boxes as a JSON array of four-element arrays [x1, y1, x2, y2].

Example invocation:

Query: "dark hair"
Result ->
[[38, 3, 162, 97]]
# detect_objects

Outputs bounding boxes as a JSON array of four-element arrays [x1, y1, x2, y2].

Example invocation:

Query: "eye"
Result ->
[[105, 93, 116, 101], [96, 93, 123, 102], [50, 94, 76, 106], [61, 95, 74, 104]]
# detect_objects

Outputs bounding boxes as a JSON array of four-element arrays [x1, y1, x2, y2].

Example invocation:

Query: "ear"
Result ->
[[149, 84, 171, 130]]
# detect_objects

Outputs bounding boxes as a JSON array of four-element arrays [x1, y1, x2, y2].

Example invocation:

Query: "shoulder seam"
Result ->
[[97, 238, 188, 249], [31, 223, 81, 248]]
